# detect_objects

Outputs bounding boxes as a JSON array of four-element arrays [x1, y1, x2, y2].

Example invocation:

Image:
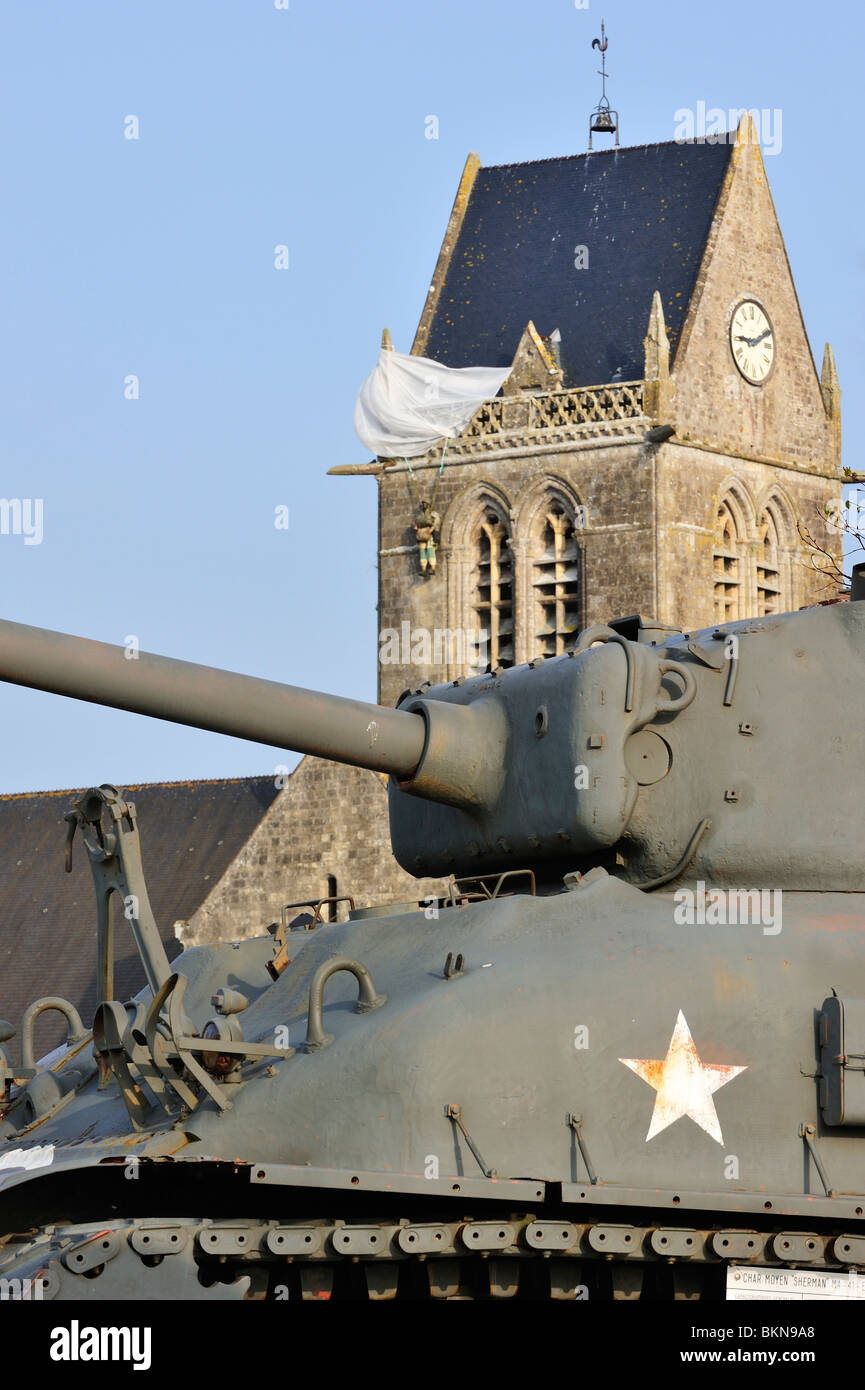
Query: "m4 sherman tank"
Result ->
[[0, 580, 863, 1302]]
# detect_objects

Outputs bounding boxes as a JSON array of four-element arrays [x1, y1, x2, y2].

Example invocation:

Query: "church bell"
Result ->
[[591, 108, 615, 134], [587, 103, 619, 150]]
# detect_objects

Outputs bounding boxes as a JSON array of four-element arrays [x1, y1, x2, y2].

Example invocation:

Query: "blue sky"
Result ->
[[0, 0, 861, 792]]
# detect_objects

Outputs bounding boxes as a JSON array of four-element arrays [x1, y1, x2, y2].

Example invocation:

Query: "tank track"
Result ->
[[3, 1210, 865, 1300]]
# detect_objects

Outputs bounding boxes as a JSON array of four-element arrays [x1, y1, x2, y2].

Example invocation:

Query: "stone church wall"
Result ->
[[655, 443, 838, 630], [670, 128, 837, 473], [178, 757, 446, 948], [655, 126, 841, 627], [378, 437, 656, 706]]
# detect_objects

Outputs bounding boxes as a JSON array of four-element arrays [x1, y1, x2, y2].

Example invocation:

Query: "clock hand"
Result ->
[[735, 329, 773, 349]]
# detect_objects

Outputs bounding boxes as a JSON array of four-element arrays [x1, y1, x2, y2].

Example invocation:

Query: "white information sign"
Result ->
[[727, 1266, 865, 1300]]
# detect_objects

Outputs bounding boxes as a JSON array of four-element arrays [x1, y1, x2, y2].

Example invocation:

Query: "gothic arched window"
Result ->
[[471, 503, 513, 671], [756, 499, 795, 615], [530, 500, 582, 658], [713, 500, 744, 622], [756, 509, 782, 615]]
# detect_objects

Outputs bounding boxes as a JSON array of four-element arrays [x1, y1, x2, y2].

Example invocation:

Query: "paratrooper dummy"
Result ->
[[413, 498, 441, 576]]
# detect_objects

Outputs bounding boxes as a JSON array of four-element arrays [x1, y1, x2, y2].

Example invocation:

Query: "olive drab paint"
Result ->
[[0, 584, 863, 1298]]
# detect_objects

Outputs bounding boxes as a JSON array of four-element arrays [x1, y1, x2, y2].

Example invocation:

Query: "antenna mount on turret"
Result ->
[[588, 21, 620, 151]]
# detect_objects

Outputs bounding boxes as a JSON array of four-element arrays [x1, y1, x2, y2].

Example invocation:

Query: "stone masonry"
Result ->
[[178, 758, 445, 948]]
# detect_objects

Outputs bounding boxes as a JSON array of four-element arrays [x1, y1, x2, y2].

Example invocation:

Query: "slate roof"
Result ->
[[422, 139, 734, 387], [0, 776, 279, 1063]]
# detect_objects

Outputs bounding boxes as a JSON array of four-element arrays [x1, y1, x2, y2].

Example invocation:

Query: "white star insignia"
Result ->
[[620, 1010, 746, 1145]]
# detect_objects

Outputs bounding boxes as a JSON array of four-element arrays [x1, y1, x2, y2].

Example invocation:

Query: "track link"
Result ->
[[3, 1211, 865, 1300]]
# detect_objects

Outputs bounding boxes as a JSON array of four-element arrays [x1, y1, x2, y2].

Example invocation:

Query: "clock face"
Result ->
[[730, 300, 775, 384]]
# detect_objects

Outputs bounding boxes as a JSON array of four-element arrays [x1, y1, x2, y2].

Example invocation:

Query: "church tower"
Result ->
[[344, 115, 842, 707]]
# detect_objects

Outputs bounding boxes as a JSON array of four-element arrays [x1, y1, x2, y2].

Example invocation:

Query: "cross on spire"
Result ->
[[588, 21, 620, 151]]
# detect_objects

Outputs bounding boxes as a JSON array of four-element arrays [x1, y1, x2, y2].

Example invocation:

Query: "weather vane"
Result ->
[[588, 21, 620, 151]]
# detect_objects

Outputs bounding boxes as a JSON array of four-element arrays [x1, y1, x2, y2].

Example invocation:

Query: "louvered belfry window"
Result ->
[[713, 502, 742, 622], [472, 505, 513, 671], [756, 508, 783, 615], [531, 502, 581, 658]]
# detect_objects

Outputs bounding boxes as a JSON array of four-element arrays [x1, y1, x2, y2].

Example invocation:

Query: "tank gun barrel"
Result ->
[[8, 603, 863, 889], [0, 618, 426, 778]]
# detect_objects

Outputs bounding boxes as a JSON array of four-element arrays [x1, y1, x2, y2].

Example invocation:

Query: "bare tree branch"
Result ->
[[797, 490, 864, 597]]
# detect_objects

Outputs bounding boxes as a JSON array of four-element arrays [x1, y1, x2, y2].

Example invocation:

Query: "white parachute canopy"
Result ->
[[354, 348, 511, 459]]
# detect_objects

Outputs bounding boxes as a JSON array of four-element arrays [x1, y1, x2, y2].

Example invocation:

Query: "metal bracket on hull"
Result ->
[[800, 1122, 836, 1197], [446, 1103, 496, 1178], [568, 1113, 599, 1185]]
